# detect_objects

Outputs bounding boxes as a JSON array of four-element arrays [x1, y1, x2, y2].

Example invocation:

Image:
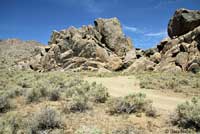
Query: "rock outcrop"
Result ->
[[168, 8, 200, 38], [15, 8, 199, 73], [124, 8, 200, 73], [155, 25, 200, 73], [155, 8, 200, 73], [28, 18, 136, 72]]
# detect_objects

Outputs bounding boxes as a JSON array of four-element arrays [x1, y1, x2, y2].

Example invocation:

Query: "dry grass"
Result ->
[[0, 68, 150, 133], [1, 67, 199, 133], [135, 72, 200, 95]]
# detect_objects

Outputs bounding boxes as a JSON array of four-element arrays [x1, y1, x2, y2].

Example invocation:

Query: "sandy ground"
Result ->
[[85, 75, 190, 114]]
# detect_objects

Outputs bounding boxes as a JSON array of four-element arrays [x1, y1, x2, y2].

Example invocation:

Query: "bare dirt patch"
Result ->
[[85, 75, 191, 114]]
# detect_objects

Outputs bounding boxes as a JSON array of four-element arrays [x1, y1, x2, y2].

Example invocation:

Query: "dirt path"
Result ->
[[85, 75, 190, 114]]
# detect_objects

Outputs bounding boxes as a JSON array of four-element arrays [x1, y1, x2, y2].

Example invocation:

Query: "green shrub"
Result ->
[[37, 85, 48, 98], [165, 79, 179, 89], [145, 106, 157, 117], [65, 85, 87, 98], [64, 95, 89, 113], [75, 126, 102, 134], [65, 77, 84, 89], [49, 88, 60, 101], [136, 72, 200, 93], [0, 95, 11, 113], [106, 93, 153, 115], [30, 107, 63, 132], [88, 82, 109, 103], [64, 80, 109, 103], [0, 113, 20, 134], [25, 88, 41, 103], [172, 97, 200, 131]]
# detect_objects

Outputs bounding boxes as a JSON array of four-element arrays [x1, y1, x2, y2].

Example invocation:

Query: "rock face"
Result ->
[[28, 18, 136, 72], [168, 8, 200, 38], [124, 8, 200, 73], [155, 8, 200, 73]]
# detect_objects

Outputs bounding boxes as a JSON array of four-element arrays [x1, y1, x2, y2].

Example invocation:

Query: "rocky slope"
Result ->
[[0, 39, 43, 69]]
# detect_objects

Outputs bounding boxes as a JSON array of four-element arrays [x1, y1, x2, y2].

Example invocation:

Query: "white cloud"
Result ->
[[145, 31, 167, 37], [123, 25, 145, 34], [123, 25, 138, 32]]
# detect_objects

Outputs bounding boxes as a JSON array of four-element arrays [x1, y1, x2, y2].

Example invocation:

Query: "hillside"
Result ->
[[0, 39, 43, 69]]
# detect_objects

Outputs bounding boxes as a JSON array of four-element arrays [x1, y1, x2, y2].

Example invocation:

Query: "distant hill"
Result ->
[[0, 38, 43, 68]]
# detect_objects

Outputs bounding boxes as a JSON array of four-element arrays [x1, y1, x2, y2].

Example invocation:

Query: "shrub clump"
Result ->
[[30, 107, 63, 132], [48, 88, 60, 101], [172, 97, 200, 131], [106, 93, 153, 115], [25, 88, 42, 103], [0, 113, 21, 134], [64, 95, 89, 113], [0, 95, 11, 113], [88, 82, 109, 103], [63, 81, 109, 113]]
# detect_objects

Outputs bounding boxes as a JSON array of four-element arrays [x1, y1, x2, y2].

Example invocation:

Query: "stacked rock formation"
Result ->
[[125, 8, 200, 73], [28, 18, 136, 72], [155, 8, 200, 73], [19, 8, 199, 73]]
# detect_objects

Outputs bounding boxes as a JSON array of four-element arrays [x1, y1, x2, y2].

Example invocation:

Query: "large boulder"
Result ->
[[124, 57, 155, 72], [168, 8, 200, 38], [94, 18, 134, 57]]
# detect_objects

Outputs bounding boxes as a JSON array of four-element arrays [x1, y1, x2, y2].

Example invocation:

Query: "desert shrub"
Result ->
[[24, 85, 50, 103], [64, 95, 89, 113], [38, 86, 48, 97], [64, 80, 90, 98], [137, 72, 200, 94], [106, 93, 152, 115], [25, 88, 42, 103], [48, 88, 60, 101], [17, 81, 31, 88], [64, 81, 109, 104], [172, 97, 200, 131], [65, 77, 84, 89], [75, 126, 103, 134], [0, 95, 11, 113], [6, 88, 25, 98], [65, 85, 87, 98], [145, 106, 157, 117], [88, 82, 109, 103], [193, 80, 200, 88], [165, 79, 179, 89], [0, 113, 19, 134], [29, 107, 63, 132], [48, 75, 66, 86]]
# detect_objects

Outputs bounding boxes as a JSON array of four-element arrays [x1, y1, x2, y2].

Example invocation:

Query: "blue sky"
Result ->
[[0, 0, 199, 49]]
